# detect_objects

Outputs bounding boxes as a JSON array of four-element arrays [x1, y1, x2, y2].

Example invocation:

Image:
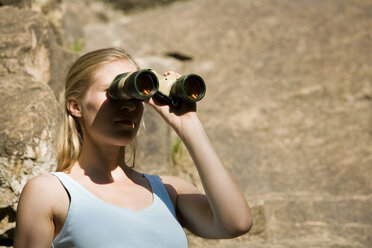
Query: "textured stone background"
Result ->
[[0, 0, 371, 247]]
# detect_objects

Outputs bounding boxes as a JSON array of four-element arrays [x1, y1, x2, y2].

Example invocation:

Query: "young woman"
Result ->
[[13, 47, 252, 247]]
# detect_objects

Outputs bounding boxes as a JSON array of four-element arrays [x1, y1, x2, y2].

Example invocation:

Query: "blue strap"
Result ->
[[144, 174, 177, 218]]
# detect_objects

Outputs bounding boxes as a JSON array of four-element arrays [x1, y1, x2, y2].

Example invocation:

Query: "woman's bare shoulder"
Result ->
[[158, 175, 200, 195], [19, 173, 66, 208], [23, 173, 62, 191], [15, 173, 66, 246]]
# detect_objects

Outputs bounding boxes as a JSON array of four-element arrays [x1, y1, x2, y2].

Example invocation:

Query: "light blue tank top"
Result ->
[[50, 172, 188, 248]]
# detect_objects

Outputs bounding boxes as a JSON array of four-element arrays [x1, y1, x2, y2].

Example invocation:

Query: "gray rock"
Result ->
[[0, 5, 65, 245], [103, 0, 183, 13], [0, 0, 64, 45], [0, 73, 60, 242], [0, 6, 52, 84], [49, 44, 79, 102], [0, 5, 77, 100], [0, 0, 28, 8]]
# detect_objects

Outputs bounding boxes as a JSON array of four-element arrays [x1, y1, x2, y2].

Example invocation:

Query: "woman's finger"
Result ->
[[164, 71, 181, 78]]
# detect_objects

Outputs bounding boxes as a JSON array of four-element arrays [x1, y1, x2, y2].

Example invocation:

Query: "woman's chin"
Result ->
[[111, 136, 136, 147]]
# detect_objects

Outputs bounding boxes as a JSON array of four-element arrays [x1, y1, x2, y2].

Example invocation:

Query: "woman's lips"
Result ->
[[114, 119, 135, 126]]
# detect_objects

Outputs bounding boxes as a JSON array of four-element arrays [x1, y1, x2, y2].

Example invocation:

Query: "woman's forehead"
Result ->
[[92, 59, 137, 85]]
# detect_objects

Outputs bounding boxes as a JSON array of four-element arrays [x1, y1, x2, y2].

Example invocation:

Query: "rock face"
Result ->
[[0, 73, 59, 238], [0, 3, 76, 246], [82, 0, 372, 247], [103, 0, 182, 13], [0, 0, 65, 44]]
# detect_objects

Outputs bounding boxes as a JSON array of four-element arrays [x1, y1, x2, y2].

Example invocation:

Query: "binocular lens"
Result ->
[[107, 69, 159, 101], [108, 69, 206, 105], [183, 76, 206, 101], [136, 72, 157, 96]]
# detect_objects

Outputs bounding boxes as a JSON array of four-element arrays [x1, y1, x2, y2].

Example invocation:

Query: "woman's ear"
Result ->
[[67, 98, 82, 118]]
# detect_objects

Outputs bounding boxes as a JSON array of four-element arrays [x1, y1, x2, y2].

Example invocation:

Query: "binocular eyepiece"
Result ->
[[107, 69, 206, 106]]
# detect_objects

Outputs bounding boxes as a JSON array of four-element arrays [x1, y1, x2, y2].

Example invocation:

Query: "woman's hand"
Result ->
[[145, 71, 198, 135]]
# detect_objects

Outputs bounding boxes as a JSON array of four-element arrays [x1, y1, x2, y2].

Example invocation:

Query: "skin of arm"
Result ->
[[161, 115, 252, 239], [147, 75, 253, 238], [13, 174, 61, 248]]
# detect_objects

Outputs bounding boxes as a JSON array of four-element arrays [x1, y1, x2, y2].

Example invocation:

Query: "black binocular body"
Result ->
[[107, 69, 206, 106]]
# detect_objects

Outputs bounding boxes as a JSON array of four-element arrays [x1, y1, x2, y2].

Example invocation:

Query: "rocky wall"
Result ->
[[102, 0, 184, 13], [81, 0, 372, 247], [0, 1, 78, 246]]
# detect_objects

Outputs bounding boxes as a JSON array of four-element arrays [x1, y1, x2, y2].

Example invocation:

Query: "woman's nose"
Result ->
[[120, 101, 136, 112]]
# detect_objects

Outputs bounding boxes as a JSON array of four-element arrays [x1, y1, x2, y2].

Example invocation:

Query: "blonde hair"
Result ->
[[56, 47, 140, 172]]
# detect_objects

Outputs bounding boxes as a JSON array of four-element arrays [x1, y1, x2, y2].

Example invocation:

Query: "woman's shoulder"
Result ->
[[158, 175, 187, 189], [156, 175, 204, 219], [19, 173, 67, 209], [15, 173, 69, 245], [158, 175, 201, 195], [22, 172, 62, 192]]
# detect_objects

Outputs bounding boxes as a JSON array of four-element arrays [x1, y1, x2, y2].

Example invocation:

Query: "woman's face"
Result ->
[[79, 59, 143, 147]]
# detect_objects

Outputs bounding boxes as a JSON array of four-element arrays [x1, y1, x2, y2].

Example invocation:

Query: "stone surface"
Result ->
[[0, 0, 64, 44], [0, 0, 29, 8], [0, 6, 76, 101], [0, 5, 72, 246], [82, 0, 372, 247], [103, 0, 183, 13], [0, 72, 60, 244], [61, 0, 120, 48], [49, 44, 79, 102], [0, 6, 53, 84]]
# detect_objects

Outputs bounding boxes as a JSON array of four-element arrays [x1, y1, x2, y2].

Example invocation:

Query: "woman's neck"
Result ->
[[71, 140, 135, 183]]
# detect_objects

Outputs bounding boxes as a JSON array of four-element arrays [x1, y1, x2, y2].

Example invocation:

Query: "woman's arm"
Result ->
[[147, 73, 253, 238], [162, 115, 252, 238], [14, 175, 56, 248]]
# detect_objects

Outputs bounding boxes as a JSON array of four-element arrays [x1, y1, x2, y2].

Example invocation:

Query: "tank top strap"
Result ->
[[49, 172, 82, 200], [144, 174, 177, 218]]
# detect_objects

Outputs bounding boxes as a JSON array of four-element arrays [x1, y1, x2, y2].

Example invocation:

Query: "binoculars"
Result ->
[[107, 69, 206, 106]]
